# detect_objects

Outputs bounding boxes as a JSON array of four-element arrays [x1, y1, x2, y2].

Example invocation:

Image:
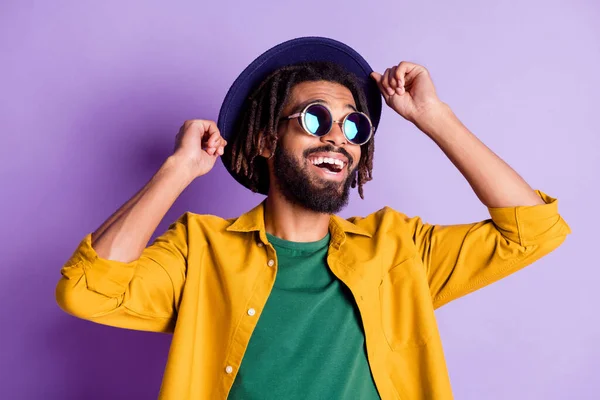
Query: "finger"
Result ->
[[392, 65, 405, 95], [381, 68, 395, 96], [397, 61, 425, 89], [405, 64, 427, 87], [370, 72, 387, 96], [209, 131, 221, 147], [202, 127, 221, 149], [395, 62, 408, 87], [388, 66, 398, 88], [398, 61, 421, 73], [201, 120, 220, 136], [192, 119, 217, 139], [389, 66, 404, 95], [216, 138, 227, 155], [202, 135, 220, 154]]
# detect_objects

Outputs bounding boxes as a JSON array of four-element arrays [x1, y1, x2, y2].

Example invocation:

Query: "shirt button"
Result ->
[[267, 259, 275, 267], [257, 242, 264, 248], [247, 308, 256, 316], [225, 365, 233, 374]]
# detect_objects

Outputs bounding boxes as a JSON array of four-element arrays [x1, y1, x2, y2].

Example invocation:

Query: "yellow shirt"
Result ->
[[55, 190, 570, 399]]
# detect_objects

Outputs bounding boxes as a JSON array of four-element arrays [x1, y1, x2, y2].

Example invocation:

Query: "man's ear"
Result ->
[[260, 146, 272, 159], [258, 133, 274, 159]]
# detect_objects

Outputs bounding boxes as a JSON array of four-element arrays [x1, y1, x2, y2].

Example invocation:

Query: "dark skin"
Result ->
[[90, 61, 543, 262], [262, 81, 362, 242]]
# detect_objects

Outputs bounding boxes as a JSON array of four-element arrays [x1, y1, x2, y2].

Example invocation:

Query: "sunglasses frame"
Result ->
[[282, 102, 375, 146]]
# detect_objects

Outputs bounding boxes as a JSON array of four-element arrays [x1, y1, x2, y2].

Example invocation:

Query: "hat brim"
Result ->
[[217, 36, 382, 195]]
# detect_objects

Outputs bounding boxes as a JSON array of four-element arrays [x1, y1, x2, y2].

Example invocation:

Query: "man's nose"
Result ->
[[320, 121, 346, 146]]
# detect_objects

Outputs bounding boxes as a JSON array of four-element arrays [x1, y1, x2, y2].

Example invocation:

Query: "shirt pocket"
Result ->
[[379, 255, 436, 350]]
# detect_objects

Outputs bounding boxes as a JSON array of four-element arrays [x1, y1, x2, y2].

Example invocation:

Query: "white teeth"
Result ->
[[309, 156, 346, 168]]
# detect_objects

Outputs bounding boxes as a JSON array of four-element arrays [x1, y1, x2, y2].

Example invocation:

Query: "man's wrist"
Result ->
[[162, 155, 200, 186], [412, 102, 459, 139]]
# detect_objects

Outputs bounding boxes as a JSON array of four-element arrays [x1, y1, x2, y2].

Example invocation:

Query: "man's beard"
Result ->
[[272, 144, 355, 214]]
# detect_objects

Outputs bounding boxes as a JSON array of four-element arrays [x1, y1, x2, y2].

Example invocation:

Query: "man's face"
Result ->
[[267, 80, 363, 214]]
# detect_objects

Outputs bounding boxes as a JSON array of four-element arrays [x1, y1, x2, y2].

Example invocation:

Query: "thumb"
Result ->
[[370, 71, 382, 81], [370, 71, 387, 98]]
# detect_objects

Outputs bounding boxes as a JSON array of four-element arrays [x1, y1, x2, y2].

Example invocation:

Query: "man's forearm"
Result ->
[[415, 103, 545, 208], [91, 155, 197, 263]]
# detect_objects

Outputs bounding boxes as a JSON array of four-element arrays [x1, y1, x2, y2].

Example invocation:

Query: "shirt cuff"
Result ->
[[67, 233, 137, 298], [487, 190, 571, 246]]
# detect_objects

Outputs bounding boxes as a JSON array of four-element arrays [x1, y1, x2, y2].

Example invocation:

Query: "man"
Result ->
[[56, 37, 570, 399]]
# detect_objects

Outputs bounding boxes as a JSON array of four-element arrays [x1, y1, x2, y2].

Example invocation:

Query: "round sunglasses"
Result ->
[[282, 102, 374, 146]]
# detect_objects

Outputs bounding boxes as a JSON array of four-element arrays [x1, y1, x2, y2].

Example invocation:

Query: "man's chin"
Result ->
[[272, 148, 353, 213], [309, 177, 347, 193]]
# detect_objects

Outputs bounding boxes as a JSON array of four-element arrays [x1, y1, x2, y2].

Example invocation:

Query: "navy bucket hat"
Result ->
[[217, 36, 382, 194]]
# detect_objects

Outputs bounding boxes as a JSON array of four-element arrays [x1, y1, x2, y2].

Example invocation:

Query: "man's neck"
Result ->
[[264, 192, 330, 243]]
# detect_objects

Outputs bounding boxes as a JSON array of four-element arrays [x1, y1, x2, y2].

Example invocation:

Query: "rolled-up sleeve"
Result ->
[[488, 191, 569, 246], [55, 213, 191, 333], [70, 234, 138, 297], [413, 190, 571, 309]]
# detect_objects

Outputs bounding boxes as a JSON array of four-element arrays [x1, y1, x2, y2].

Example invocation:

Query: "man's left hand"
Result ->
[[371, 62, 444, 125]]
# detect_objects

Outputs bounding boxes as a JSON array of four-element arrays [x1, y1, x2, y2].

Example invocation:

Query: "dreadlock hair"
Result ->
[[224, 61, 375, 199]]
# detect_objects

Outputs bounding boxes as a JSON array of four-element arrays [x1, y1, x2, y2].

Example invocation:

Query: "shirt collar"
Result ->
[[226, 202, 266, 234], [226, 202, 373, 243]]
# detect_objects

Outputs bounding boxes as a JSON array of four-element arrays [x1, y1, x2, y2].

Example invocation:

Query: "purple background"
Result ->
[[1, 1, 597, 399]]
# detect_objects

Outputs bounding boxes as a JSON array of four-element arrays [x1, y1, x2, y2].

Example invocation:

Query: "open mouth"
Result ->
[[308, 156, 346, 174]]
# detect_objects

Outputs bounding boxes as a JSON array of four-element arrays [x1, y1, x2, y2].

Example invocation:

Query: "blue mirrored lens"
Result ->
[[304, 105, 331, 136], [344, 118, 359, 140], [305, 113, 320, 134], [345, 113, 372, 144]]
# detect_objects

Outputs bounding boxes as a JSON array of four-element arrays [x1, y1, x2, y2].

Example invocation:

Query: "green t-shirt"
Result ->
[[228, 232, 380, 399]]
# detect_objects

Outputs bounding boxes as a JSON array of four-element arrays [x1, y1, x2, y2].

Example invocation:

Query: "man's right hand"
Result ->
[[173, 119, 228, 178]]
